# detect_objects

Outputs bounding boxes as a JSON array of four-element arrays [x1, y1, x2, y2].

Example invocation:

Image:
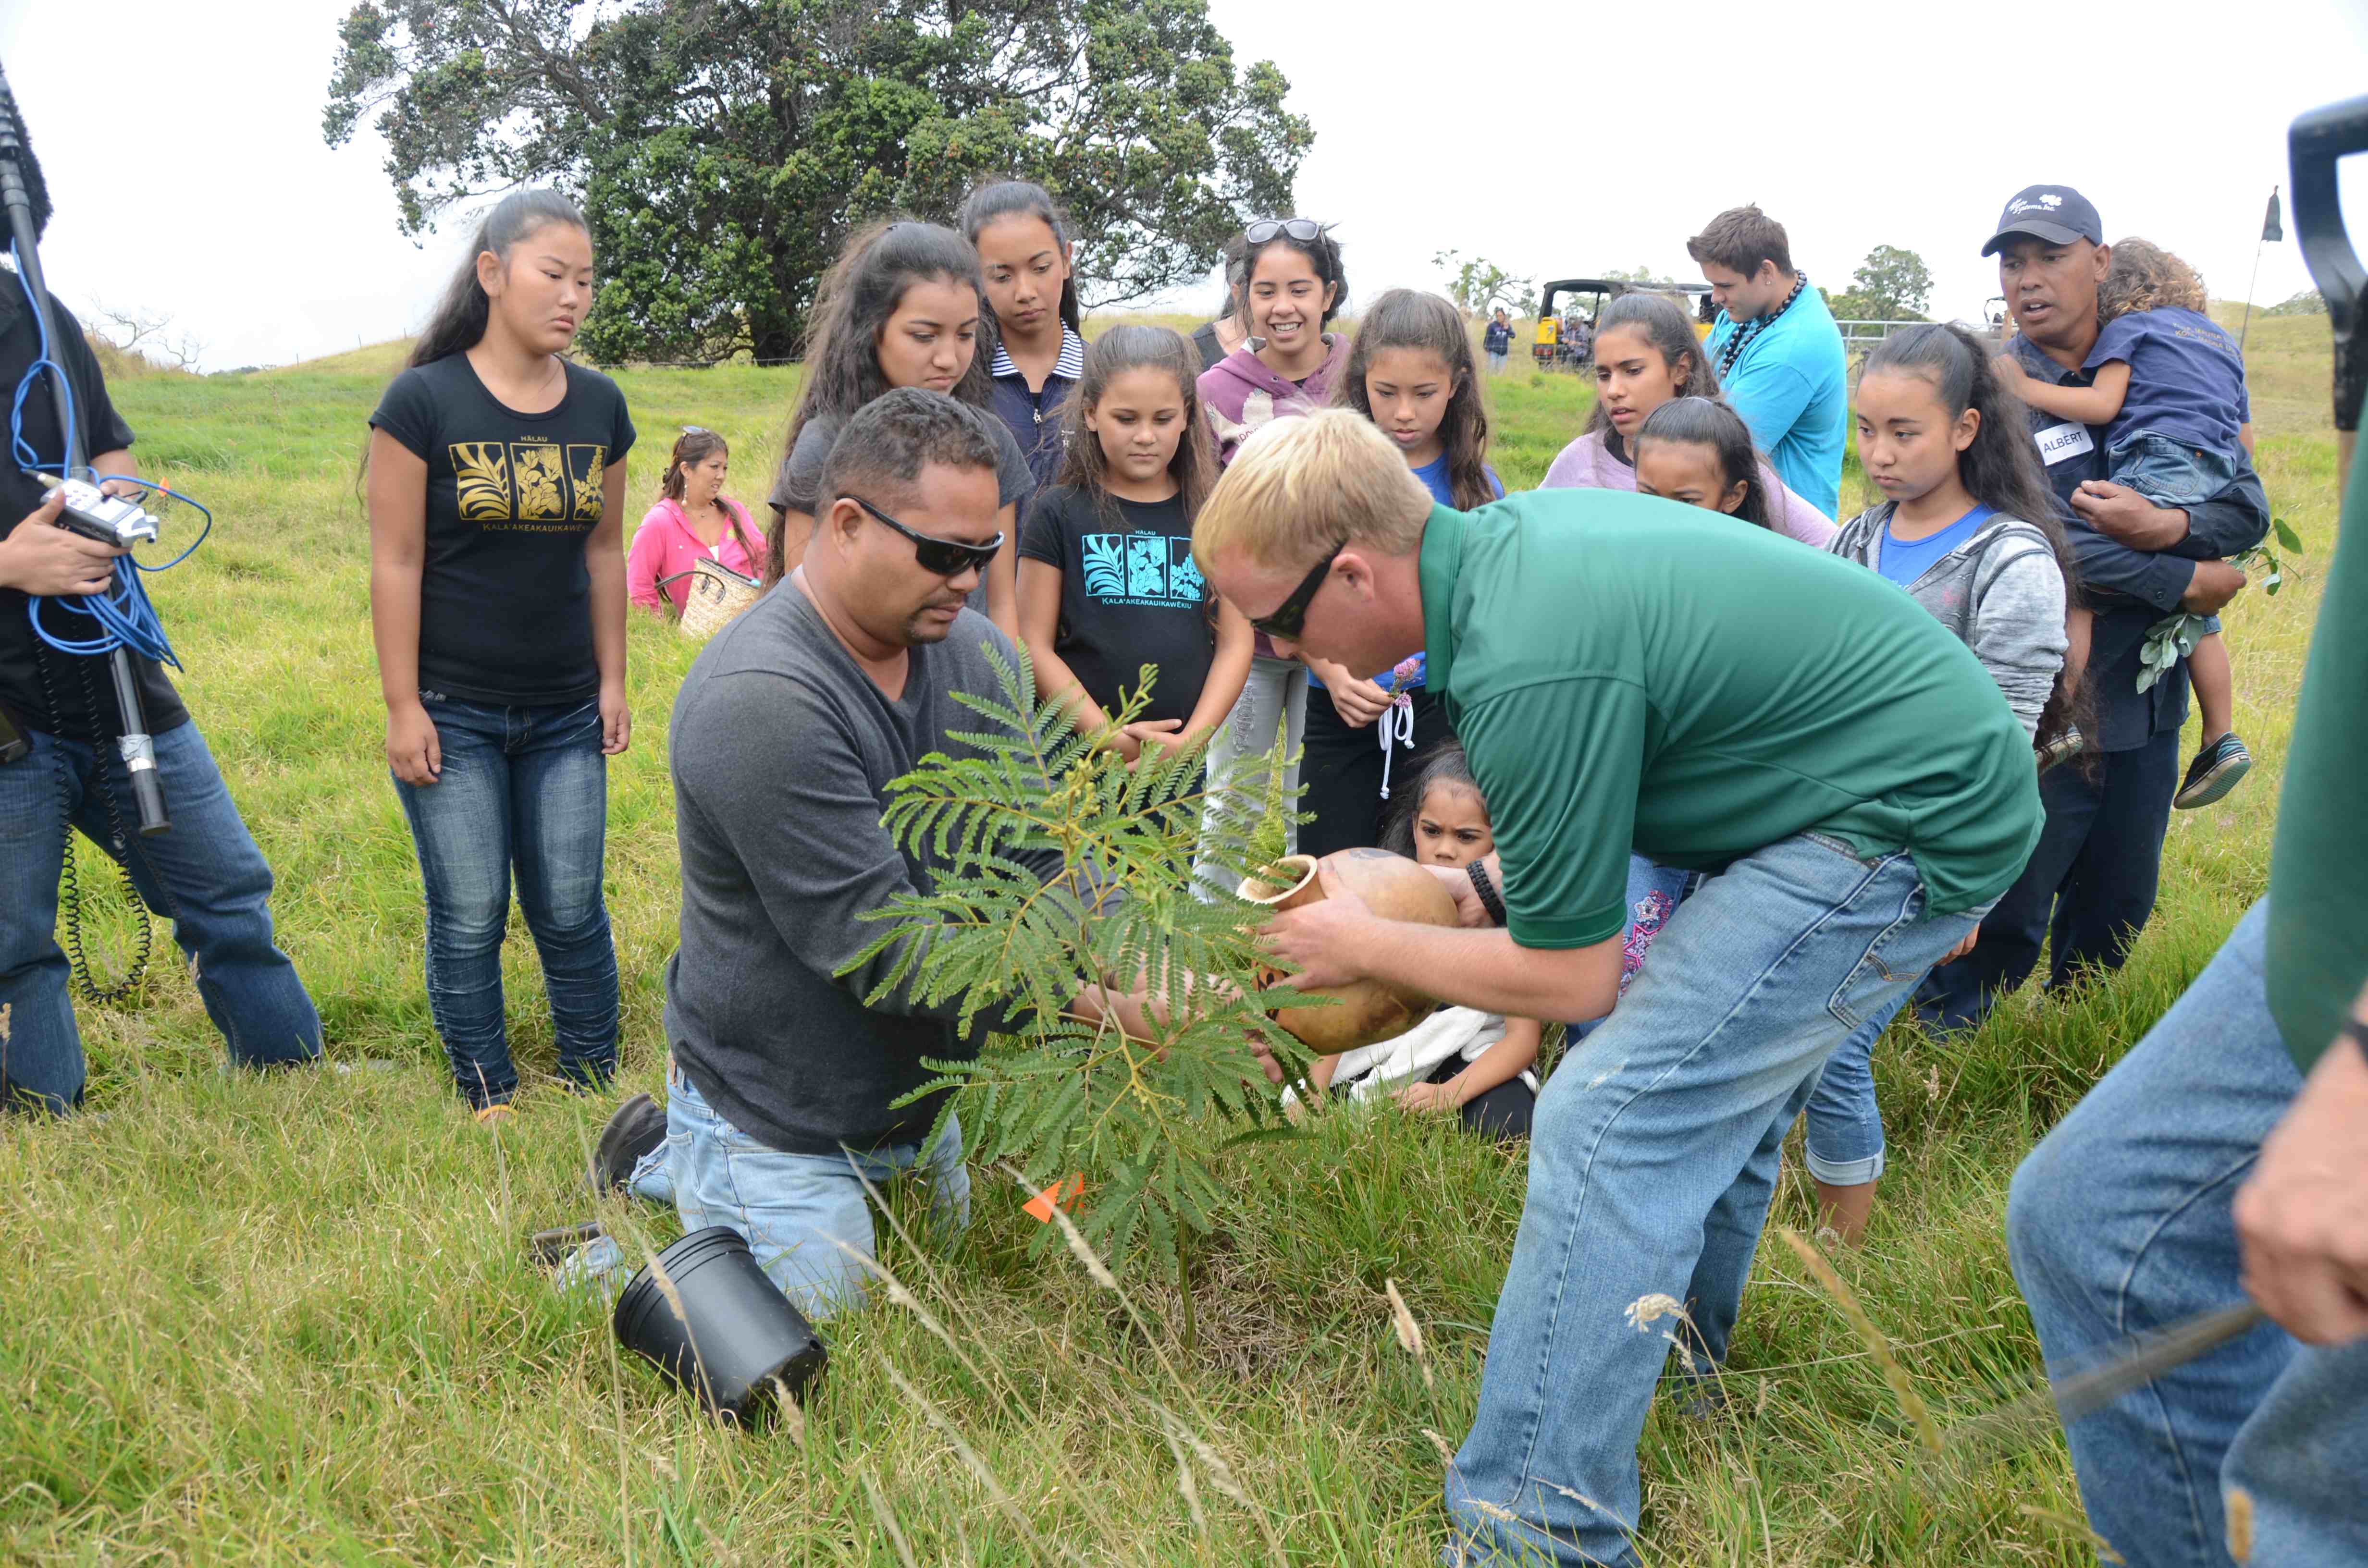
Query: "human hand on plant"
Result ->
[[1393, 1078, 1459, 1115], [1260, 860, 1380, 990], [1328, 676, 1393, 728]]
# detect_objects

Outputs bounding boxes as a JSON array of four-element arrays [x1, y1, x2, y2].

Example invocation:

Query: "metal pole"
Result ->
[[0, 63, 168, 833]]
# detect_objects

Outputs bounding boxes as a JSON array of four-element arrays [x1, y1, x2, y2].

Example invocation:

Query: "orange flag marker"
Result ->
[[1023, 1173, 1085, 1223]]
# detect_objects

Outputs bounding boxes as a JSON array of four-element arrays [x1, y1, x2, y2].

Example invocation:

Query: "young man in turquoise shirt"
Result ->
[[1196, 411, 2037, 1567], [1690, 205, 1848, 517]]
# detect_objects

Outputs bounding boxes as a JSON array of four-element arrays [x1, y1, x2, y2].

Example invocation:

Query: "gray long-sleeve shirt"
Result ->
[[664, 580, 1059, 1154], [1828, 504, 2068, 739]]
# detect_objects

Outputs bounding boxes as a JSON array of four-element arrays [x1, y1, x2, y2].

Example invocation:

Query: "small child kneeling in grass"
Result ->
[[1295, 744, 1540, 1142]]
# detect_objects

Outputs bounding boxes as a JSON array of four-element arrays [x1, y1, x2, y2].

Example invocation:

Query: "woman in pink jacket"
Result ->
[[627, 428, 763, 614]]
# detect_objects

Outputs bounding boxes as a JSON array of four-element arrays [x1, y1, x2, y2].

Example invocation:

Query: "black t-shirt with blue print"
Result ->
[[1017, 484, 1212, 727]]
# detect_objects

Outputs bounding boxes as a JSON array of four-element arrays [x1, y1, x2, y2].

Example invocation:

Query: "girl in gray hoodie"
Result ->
[[1809, 322, 2088, 1243]]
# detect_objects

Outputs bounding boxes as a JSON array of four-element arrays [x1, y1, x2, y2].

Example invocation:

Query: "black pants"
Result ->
[[1297, 686, 1451, 859], [1916, 727, 2180, 1030], [1426, 1056, 1534, 1142]]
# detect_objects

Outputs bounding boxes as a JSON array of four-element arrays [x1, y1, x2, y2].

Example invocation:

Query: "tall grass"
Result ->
[[0, 326, 2340, 1564]]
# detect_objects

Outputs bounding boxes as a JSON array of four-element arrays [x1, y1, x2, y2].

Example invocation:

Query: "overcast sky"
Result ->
[[4, 0, 2365, 371]]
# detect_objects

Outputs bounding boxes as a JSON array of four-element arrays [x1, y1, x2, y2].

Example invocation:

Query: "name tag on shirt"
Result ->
[[2034, 421, 2095, 466]]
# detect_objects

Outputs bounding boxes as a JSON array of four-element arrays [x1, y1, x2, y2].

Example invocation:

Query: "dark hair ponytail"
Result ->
[[1632, 397, 1774, 530], [1862, 321, 2090, 756], [958, 180, 1082, 336], [1584, 291, 1722, 454], [1330, 289, 1497, 509], [1054, 324, 1213, 521], [408, 188, 588, 369]]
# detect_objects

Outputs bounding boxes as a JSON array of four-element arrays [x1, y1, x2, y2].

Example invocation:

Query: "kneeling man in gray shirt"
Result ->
[[587, 389, 1151, 1317]]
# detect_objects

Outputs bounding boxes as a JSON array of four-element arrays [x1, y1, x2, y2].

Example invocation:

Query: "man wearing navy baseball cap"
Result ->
[[1919, 185, 2267, 1032], [1980, 184, 2105, 256]]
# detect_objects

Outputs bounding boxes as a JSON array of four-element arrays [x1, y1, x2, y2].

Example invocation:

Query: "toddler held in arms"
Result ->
[[1293, 744, 1540, 1142]]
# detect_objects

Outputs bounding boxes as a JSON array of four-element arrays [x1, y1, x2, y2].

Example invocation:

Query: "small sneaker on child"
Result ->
[[2174, 732, 2251, 809]]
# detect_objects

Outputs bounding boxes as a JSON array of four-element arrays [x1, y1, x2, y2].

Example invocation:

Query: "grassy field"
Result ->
[[0, 315, 2343, 1565]]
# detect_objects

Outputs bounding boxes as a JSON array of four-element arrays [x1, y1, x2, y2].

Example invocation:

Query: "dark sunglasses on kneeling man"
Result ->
[[1246, 539, 1347, 639], [846, 494, 1003, 578]]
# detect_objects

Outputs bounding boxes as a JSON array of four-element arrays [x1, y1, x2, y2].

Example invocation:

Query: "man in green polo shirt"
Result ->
[[1194, 410, 2040, 1567]]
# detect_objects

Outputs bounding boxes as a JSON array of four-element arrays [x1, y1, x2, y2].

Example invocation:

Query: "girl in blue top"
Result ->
[[1304, 289, 1501, 856]]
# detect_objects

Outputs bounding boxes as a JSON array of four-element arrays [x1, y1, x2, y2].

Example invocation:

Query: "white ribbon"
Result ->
[[1377, 692, 1416, 800]]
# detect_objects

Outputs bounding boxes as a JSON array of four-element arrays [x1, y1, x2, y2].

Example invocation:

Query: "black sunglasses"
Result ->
[[1245, 217, 1323, 245], [848, 495, 1003, 577], [1246, 540, 1345, 639]]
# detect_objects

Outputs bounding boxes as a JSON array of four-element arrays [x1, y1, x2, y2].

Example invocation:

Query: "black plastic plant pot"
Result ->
[[613, 1225, 826, 1424]]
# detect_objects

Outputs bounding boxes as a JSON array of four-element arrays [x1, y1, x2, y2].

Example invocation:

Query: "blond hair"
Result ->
[[2099, 236, 2209, 320], [1192, 409, 1432, 573]]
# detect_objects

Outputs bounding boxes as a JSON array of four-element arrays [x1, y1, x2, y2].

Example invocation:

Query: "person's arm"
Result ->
[[2233, 983, 2368, 1345], [366, 428, 441, 786], [2072, 464, 2271, 559], [1965, 547, 2068, 739], [1269, 879, 1626, 1024], [1268, 679, 1643, 1023], [588, 460, 631, 756], [1722, 360, 1816, 453], [2063, 517, 2204, 614], [1307, 655, 1391, 726], [984, 502, 1021, 639], [1016, 555, 1116, 746], [1396, 1015, 1542, 1114], [1174, 598, 1255, 748], [625, 509, 671, 612], [2002, 355, 2130, 427]]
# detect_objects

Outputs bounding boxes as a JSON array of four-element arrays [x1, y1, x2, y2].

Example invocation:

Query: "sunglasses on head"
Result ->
[[1245, 217, 1323, 246], [1246, 539, 1345, 639], [848, 495, 1003, 577]]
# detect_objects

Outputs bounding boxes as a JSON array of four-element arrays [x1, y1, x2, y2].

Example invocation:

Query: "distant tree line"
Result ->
[[324, 0, 1312, 365]]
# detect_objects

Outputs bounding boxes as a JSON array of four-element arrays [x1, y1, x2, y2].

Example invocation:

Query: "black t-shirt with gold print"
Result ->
[[370, 355, 636, 706]]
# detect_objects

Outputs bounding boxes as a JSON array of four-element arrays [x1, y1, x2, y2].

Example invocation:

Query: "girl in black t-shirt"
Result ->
[[1016, 327, 1252, 762], [765, 220, 1028, 637], [365, 188, 636, 1119]]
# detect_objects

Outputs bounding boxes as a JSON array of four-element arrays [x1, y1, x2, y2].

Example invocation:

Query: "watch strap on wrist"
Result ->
[[1466, 860, 1507, 928], [2343, 1016, 2368, 1067]]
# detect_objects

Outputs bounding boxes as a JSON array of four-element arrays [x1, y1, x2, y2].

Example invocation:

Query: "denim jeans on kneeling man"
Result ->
[[1445, 831, 1985, 1568], [584, 1066, 971, 1322]]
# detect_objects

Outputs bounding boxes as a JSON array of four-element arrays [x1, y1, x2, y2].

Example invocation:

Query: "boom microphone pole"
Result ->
[[0, 61, 168, 834], [2291, 93, 2368, 488]]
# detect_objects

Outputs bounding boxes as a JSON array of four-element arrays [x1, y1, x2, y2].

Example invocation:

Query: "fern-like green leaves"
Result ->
[[839, 645, 1319, 1274]]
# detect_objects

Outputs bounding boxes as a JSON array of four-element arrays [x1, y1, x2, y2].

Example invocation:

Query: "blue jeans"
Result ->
[[2109, 429, 2243, 512], [0, 718, 321, 1114], [2008, 902, 2367, 1566], [1800, 990, 1907, 1186], [1445, 832, 1984, 1567], [391, 694, 616, 1106], [606, 1066, 971, 1321]]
